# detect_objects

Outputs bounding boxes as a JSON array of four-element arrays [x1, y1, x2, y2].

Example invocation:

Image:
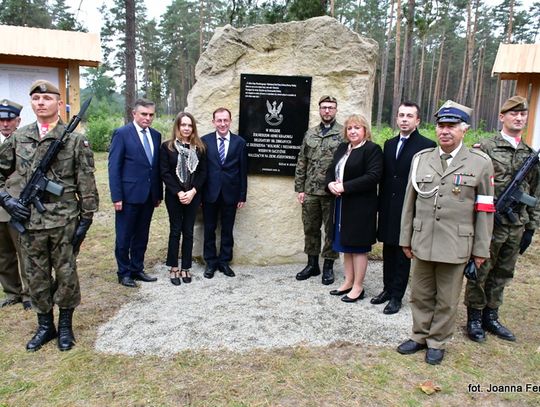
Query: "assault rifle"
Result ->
[[495, 149, 539, 225], [10, 97, 92, 233]]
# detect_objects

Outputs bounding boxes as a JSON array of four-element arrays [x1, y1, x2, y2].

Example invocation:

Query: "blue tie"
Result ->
[[396, 137, 407, 159], [141, 129, 153, 164], [218, 137, 226, 164]]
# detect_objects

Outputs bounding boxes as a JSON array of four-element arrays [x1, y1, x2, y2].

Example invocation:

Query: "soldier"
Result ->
[[397, 100, 495, 365], [0, 99, 31, 310], [464, 96, 539, 343], [294, 95, 343, 285], [0, 80, 99, 352]]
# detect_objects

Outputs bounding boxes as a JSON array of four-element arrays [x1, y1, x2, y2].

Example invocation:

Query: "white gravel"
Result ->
[[94, 260, 412, 356]]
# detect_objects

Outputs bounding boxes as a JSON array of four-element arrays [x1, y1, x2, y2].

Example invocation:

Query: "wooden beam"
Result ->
[[57, 69, 67, 122], [527, 77, 539, 147], [68, 62, 80, 121]]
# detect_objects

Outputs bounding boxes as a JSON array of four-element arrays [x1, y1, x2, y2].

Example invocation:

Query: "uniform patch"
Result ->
[[475, 195, 495, 212], [490, 175, 494, 186], [473, 143, 481, 148], [83, 140, 89, 147]]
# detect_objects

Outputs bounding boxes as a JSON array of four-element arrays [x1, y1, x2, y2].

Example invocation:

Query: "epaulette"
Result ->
[[416, 147, 436, 156], [469, 148, 490, 160]]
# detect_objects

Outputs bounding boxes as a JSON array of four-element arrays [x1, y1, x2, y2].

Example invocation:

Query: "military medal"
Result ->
[[452, 187, 461, 194]]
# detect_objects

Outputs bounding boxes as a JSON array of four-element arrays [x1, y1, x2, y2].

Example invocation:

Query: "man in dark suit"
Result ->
[[374, 102, 436, 314], [108, 99, 163, 287], [201, 107, 247, 278]]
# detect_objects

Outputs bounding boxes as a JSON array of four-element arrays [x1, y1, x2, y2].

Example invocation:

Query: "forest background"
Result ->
[[1, 0, 539, 150]]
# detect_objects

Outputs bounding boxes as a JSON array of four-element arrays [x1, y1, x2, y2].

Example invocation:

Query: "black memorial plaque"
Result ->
[[239, 74, 312, 176]]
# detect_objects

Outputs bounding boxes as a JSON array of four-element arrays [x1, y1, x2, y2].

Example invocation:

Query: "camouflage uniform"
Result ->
[[295, 121, 343, 259], [0, 121, 99, 314], [465, 133, 540, 309]]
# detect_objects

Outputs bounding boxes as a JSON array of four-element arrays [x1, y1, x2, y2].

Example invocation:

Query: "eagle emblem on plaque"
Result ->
[[265, 100, 284, 126]]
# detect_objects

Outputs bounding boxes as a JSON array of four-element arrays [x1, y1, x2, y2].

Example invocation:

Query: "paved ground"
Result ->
[[95, 260, 412, 356]]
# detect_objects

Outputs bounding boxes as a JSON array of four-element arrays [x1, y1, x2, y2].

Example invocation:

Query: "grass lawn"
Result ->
[[1, 152, 539, 406]]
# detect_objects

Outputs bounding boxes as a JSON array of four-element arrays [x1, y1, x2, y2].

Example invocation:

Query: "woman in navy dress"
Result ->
[[326, 114, 383, 302]]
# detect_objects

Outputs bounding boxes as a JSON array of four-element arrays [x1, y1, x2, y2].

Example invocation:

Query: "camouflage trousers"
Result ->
[[464, 224, 523, 310], [302, 194, 338, 260], [19, 219, 79, 314]]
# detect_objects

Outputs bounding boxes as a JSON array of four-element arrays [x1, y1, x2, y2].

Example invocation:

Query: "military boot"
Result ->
[[482, 307, 516, 341], [321, 259, 335, 285], [58, 308, 76, 351], [26, 310, 57, 352], [296, 255, 320, 280], [466, 307, 486, 342]]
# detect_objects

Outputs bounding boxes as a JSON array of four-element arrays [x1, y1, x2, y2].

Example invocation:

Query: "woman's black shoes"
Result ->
[[329, 287, 352, 296], [170, 269, 181, 286], [181, 269, 192, 284], [341, 289, 365, 302]]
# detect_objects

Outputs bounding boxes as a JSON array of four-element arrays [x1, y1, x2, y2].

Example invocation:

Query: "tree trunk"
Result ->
[[432, 29, 445, 118], [124, 0, 136, 123], [391, 0, 402, 127], [403, 0, 415, 100], [376, 0, 395, 128], [417, 34, 427, 110]]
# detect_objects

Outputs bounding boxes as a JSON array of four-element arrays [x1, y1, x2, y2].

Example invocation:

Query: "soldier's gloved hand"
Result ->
[[519, 229, 535, 254], [0, 192, 30, 222], [72, 218, 93, 253]]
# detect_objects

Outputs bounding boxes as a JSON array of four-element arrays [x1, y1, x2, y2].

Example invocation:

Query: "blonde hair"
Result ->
[[343, 114, 372, 141], [166, 112, 205, 152]]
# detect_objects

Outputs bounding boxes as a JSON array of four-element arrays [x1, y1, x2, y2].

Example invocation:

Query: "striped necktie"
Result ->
[[218, 136, 226, 164]]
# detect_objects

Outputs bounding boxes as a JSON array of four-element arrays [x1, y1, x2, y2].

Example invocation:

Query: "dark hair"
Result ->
[[166, 112, 205, 152], [399, 101, 421, 120], [133, 98, 155, 110], [212, 107, 232, 120]]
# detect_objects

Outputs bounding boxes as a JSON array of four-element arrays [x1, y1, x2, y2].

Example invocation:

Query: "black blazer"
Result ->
[[159, 142, 207, 195], [377, 129, 436, 244], [326, 141, 383, 247]]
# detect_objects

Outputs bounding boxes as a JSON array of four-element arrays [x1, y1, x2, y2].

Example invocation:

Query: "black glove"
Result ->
[[519, 229, 535, 254], [0, 192, 30, 222], [463, 259, 478, 280], [72, 218, 93, 253]]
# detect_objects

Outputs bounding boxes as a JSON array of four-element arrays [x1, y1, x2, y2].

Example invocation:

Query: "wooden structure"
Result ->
[[492, 43, 540, 149], [0, 25, 101, 122]]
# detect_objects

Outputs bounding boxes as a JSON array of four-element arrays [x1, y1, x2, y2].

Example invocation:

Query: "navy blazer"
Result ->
[[108, 122, 163, 205], [201, 132, 248, 205], [377, 129, 436, 244]]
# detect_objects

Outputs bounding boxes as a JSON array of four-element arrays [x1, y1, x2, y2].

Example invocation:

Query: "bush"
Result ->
[[85, 115, 123, 152]]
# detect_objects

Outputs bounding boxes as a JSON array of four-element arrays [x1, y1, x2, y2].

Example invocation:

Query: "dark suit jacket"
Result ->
[[377, 129, 436, 244], [159, 142, 207, 194], [108, 122, 163, 204], [201, 132, 247, 205], [326, 141, 383, 246]]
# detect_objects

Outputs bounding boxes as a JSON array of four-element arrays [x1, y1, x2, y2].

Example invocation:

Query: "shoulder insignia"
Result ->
[[469, 148, 490, 160], [473, 143, 481, 148], [83, 140, 89, 148], [417, 147, 436, 155]]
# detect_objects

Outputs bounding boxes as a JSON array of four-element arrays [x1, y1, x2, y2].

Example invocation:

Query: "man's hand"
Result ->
[[113, 201, 123, 211], [402, 246, 413, 259], [237, 201, 245, 209], [297, 192, 305, 204], [72, 218, 93, 253], [472, 256, 486, 269], [519, 229, 535, 254], [0, 192, 30, 222]]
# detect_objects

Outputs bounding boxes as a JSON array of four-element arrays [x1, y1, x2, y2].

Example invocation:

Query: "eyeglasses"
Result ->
[[320, 106, 336, 111]]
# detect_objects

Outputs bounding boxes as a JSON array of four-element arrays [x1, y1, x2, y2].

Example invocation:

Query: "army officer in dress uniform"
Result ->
[[397, 100, 495, 365]]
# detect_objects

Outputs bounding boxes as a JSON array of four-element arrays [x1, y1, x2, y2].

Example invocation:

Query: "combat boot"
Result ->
[[482, 307, 516, 341], [58, 308, 76, 351], [296, 255, 320, 280], [466, 307, 486, 342], [26, 310, 57, 352], [321, 259, 335, 285]]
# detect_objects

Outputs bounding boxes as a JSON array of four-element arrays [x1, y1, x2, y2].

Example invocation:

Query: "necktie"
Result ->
[[396, 137, 407, 159], [141, 129, 153, 164], [218, 137, 226, 164], [441, 153, 452, 171]]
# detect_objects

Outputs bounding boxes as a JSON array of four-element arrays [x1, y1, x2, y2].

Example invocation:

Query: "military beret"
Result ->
[[0, 99, 23, 119], [434, 100, 472, 124], [500, 96, 528, 114], [29, 80, 60, 96], [319, 95, 337, 105]]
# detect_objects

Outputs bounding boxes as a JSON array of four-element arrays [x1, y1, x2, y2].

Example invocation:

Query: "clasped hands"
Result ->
[[328, 181, 344, 196], [178, 188, 196, 205]]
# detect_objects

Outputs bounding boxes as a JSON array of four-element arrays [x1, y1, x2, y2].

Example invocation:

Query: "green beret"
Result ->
[[0, 99, 23, 119], [500, 96, 528, 114], [29, 80, 60, 96], [318, 95, 337, 105]]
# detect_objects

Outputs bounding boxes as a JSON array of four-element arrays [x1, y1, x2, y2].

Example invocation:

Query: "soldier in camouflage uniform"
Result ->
[[0, 99, 31, 310], [0, 80, 99, 352], [294, 95, 343, 285], [464, 96, 540, 343]]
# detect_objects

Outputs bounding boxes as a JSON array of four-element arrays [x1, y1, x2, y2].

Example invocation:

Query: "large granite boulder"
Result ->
[[186, 16, 378, 265]]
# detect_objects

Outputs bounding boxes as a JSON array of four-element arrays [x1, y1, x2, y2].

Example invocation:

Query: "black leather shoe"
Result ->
[[22, 301, 32, 311], [26, 311, 57, 352], [118, 276, 137, 288], [341, 289, 365, 303], [296, 255, 320, 280], [370, 290, 390, 305], [321, 259, 335, 285], [219, 264, 236, 277], [482, 307, 516, 341], [397, 339, 427, 355], [383, 298, 402, 315], [329, 287, 352, 296], [204, 266, 216, 279], [132, 272, 157, 282], [1, 297, 22, 308], [425, 348, 445, 365], [467, 307, 486, 343]]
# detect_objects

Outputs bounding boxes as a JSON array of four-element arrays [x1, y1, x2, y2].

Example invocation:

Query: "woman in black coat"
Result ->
[[160, 112, 207, 285], [326, 114, 383, 302]]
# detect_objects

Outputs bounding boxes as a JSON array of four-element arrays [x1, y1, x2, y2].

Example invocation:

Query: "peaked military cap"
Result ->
[[500, 96, 528, 114], [29, 80, 60, 96], [319, 95, 337, 105], [0, 99, 23, 119], [435, 100, 472, 124]]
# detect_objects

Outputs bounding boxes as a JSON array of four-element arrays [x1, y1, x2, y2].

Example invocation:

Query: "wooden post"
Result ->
[[68, 62, 80, 120]]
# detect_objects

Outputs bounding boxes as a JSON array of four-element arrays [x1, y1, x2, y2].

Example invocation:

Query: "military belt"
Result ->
[[42, 192, 77, 203]]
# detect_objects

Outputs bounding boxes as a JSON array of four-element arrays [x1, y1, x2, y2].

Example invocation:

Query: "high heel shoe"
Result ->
[[181, 269, 192, 284], [330, 287, 352, 296], [341, 289, 365, 303], [170, 268, 181, 286]]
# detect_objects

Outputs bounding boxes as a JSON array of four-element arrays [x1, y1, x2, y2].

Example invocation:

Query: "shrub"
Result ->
[[85, 115, 123, 152]]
